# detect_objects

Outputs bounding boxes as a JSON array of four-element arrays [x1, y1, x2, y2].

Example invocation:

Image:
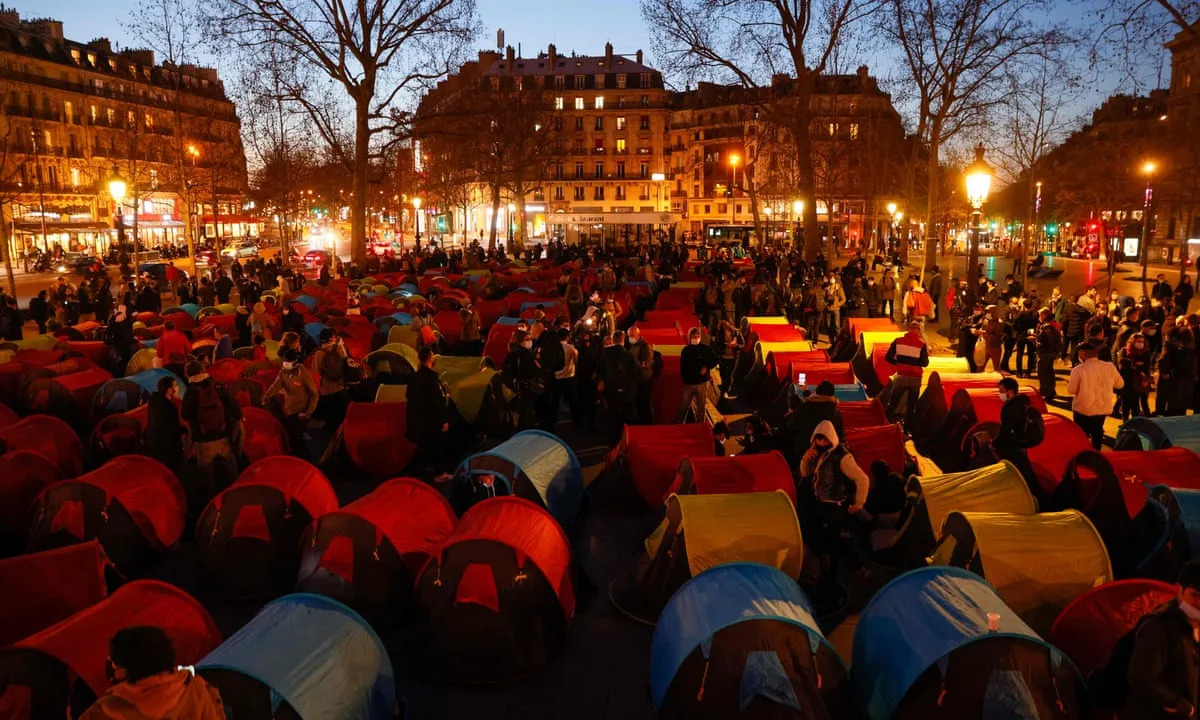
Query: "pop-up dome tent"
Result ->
[[240, 406, 290, 464], [452, 429, 583, 524], [921, 386, 1047, 469], [0, 580, 220, 720], [364, 343, 419, 384], [0, 541, 107, 647], [650, 562, 853, 719], [197, 457, 339, 598], [849, 331, 904, 396], [0, 450, 65, 550], [23, 366, 113, 422], [413, 497, 574, 683], [609, 423, 714, 506], [91, 378, 149, 419], [28, 455, 186, 574], [207, 358, 250, 386], [611, 491, 804, 625], [1027, 415, 1093, 499], [1047, 578, 1177, 678], [297, 478, 457, 628], [198, 594, 395, 720], [838, 398, 888, 430], [342, 401, 417, 477], [830, 318, 900, 362], [910, 372, 1004, 443], [1115, 415, 1200, 453], [856, 462, 1036, 578], [930, 510, 1113, 633], [126, 368, 187, 398], [89, 403, 151, 462], [667, 451, 796, 505], [0, 415, 83, 477], [845, 424, 911, 476], [851, 566, 1088, 720], [0, 402, 17, 428]]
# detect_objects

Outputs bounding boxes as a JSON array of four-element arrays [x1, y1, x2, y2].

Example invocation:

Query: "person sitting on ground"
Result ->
[[712, 421, 730, 456], [863, 460, 909, 552], [741, 414, 777, 455], [81, 626, 225, 720]]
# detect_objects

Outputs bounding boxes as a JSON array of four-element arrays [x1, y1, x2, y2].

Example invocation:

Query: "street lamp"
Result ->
[[964, 144, 994, 308], [728, 153, 741, 224], [412, 196, 422, 251], [507, 202, 516, 248], [107, 164, 128, 264], [792, 200, 804, 246], [651, 172, 667, 243], [1141, 161, 1157, 294]]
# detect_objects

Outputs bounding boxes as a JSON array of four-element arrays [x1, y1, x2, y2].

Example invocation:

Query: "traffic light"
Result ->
[[1088, 222, 1099, 232], [1046, 224, 1057, 235]]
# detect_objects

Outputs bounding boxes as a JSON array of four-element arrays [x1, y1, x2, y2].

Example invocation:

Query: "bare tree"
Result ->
[[204, 0, 479, 263], [0, 81, 33, 296], [642, 0, 881, 260], [881, 0, 1065, 289]]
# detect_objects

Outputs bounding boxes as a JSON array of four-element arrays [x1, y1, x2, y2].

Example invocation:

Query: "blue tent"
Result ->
[[454, 429, 582, 523], [180, 303, 201, 317], [294, 295, 319, 312], [198, 594, 395, 720], [93, 378, 149, 417], [650, 563, 847, 713], [126, 368, 187, 397], [852, 566, 1078, 720], [791, 383, 867, 402], [496, 316, 522, 327], [1116, 416, 1200, 454], [305, 322, 328, 345]]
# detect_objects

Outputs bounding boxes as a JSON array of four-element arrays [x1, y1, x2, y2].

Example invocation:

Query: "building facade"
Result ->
[[0, 9, 248, 263]]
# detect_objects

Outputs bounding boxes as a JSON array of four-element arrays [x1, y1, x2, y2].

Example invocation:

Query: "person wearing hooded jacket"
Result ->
[[781, 380, 846, 465], [1035, 307, 1064, 400], [799, 420, 870, 576]]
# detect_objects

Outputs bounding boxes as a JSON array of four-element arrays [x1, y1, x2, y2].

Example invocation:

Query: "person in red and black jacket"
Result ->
[[884, 321, 929, 427]]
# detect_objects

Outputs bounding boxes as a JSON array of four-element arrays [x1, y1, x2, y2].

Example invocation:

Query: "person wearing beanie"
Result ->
[[782, 379, 845, 465], [264, 348, 318, 460]]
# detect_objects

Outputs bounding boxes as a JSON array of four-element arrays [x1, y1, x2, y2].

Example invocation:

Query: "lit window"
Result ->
[[70, 49, 80, 65], [616, 138, 626, 153], [127, 110, 135, 126], [616, 116, 626, 130], [849, 123, 859, 139], [43, 129, 51, 147], [70, 168, 80, 187], [595, 96, 605, 110], [555, 96, 564, 110], [828, 123, 835, 136], [574, 97, 584, 110], [150, 169, 158, 189], [595, 74, 605, 89]]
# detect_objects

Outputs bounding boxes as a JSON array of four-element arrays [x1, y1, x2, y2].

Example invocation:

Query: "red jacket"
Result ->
[[156, 330, 192, 365], [884, 330, 929, 378]]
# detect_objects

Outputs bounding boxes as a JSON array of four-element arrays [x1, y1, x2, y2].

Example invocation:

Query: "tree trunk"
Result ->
[[1183, 206, 1194, 283], [923, 133, 942, 283], [488, 181, 501, 251], [1, 201, 14, 298], [351, 93, 370, 264]]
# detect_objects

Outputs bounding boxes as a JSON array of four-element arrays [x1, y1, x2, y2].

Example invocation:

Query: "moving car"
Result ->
[[220, 240, 260, 259], [302, 249, 332, 269]]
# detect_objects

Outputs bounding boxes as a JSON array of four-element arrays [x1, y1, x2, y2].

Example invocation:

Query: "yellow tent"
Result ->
[[932, 510, 1112, 634], [860, 330, 904, 355], [745, 316, 790, 326], [216, 303, 238, 315], [374, 384, 407, 403], [926, 356, 970, 375], [366, 343, 419, 374], [756, 340, 812, 363], [914, 461, 1036, 539], [126, 348, 158, 376], [656, 345, 684, 357], [12, 334, 57, 351], [386, 325, 420, 349], [435, 355, 496, 423], [647, 491, 804, 579]]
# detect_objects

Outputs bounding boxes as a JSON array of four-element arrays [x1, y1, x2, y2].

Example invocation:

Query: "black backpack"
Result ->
[[1020, 404, 1045, 448], [1089, 611, 1159, 710]]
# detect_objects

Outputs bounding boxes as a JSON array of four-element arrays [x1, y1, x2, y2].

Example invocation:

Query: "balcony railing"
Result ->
[[591, 148, 607, 155]]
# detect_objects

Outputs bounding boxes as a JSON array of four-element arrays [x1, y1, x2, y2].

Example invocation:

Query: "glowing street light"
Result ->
[[963, 144, 993, 306], [507, 202, 517, 247], [1140, 160, 1157, 293], [412, 196, 423, 250]]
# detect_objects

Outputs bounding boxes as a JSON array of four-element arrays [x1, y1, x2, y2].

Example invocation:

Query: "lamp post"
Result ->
[[964, 144, 994, 309], [651, 172, 666, 243], [793, 199, 804, 247], [886, 202, 898, 254], [1140, 161, 1156, 296], [412, 196, 422, 251], [728, 153, 741, 225], [108, 164, 128, 278], [507, 202, 516, 249]]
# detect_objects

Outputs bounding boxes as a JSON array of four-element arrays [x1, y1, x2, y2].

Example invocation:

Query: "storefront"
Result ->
[[550, 210, 679, 246]]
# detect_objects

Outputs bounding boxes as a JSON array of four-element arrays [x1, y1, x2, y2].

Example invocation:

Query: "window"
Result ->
[[594, 116, 604, 131], [595, 74, 605, 89], [145, 114, 153, 129], [594, 162, 604, 178], [575, 116, 584, 130], [594, 96, 605, 110], [574, 75, 585, 89], [615, 186, 626, 200], [574, 186, 585, 200], [640, 186, 650, 201], [64, 101, 72, 122], [849, 123, 859, 140], [70, 167, 80, 187], [616, 138, 626, 153], [693, 184, 699, 197], [90, 104, 97, 122], [641, 95, 649, 107], [594, 186, 605, 200], [574, 97, 585, 110], [555, 75, 565, 89], [693, 204, 700, 214], [555, 96, 564, 110], [828, 123, 836, 137], [127, 110, 135, 126], [489, 77, 500, 91], [554, 117, 563, 130], [640, 115, 651, 130], [575, 162, 584, 179], [41, 129, 51, 148], [718, 203, 727, 214], [692, 167, 700, 181], [640, 72, 651, 87], [616, 116, 626, 131], [554, 186, 564, 200], [617, 73, 627, 89], [70, 49, 80, 64], [705, 204, 712, 214], [640, 162, 650, 178], [555, 163, 564, 180], [616, 161, 626, 178], [150, 169, 158, 190]]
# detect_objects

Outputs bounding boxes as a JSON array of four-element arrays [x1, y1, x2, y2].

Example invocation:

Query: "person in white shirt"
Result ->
[[555, 326, 581, 427], [1067, 341, 1124, 449]]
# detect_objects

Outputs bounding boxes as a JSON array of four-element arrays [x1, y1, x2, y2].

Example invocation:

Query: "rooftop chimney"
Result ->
[[505, 44, 514, 71], [636, 49, 643, 65], [548, 43, 557, 67], [605, 42, 613, 67]]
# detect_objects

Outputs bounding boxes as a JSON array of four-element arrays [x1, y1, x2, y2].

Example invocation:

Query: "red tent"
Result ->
[[0, 415, 83, 477], [0, 541, 107, 647], [89, 403, 152, 460], [3, 580, 219, 710], [25, 366, 113, 419], [343, 401, 417, 476], [616, 423, 714, 505], [765, 350, 829, 384], [298, 478, 457, 626], [643, 309, 698, 330], [1047, 579, 1177, 676], [750, 324, 807, 343], [952, 386, 1047, 424], [840, 398, 888, 430], [14, 349, 66, 367], [651, 354, 685, 424], [483, 323, 518, 367], [208, 358, 249, 386], [435, 309, 464, 349], [197, 457, 339, 598], [473, 298, 507, 330], [62, 341, 109, 366], [845, 424, 909, 476], [1029, 415, 1093, 497], [656, 287, 698, 310], [30, 455, 186, 573], [848, 318, 900, 337], [0, 450, 65, 541], [413, 497, 574, 682], [668, 451, 796, 504], [790, 361, 856, 387], [0, 402, 16, 430], [240, 407, 290, 464]]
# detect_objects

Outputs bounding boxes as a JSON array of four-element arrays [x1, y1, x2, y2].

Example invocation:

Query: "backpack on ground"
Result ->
[[196, 385, 227, 436]]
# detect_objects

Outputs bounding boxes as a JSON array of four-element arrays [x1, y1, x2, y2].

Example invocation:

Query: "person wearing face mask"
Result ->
[[264, 349, 319, 460], [678, 327, 720, 422], [627, 326, 657, 424], [599, 330, 637, 445], [1105, 561, 1200, 719], [799, 420, 870, 580], [1117, 331, 1153, 420], [82, 626, 226, 720], [883, 321, 929, 427], [990, 377, 1047, 505], [502, 329, 537, 429]]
